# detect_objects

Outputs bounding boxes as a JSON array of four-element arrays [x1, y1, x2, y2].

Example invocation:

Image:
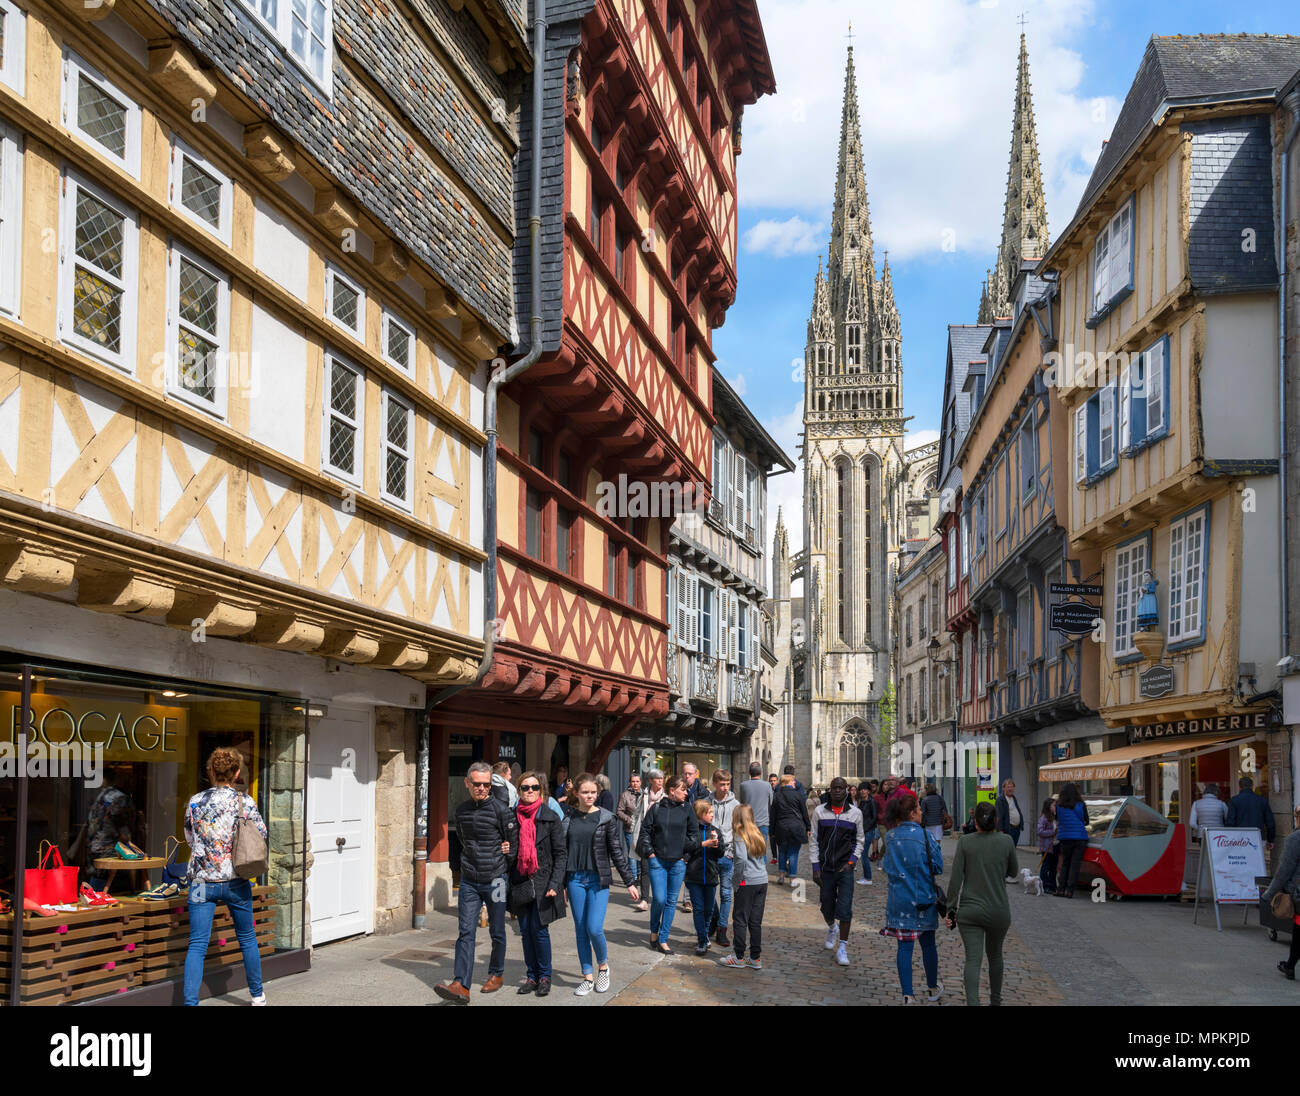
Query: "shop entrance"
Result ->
[[307, 706, 375, 944]]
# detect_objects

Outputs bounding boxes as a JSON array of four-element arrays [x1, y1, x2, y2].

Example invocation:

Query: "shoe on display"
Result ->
[[825, 923, 839, 950], [115, 841, 144, 861]]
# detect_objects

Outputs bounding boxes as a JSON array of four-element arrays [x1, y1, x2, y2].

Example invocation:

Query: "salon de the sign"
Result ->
[[1127, 711, 1271, 743]]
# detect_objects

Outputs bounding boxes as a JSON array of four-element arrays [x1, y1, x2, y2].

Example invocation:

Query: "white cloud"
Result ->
[[729, 371, 748, 396], [905, 428, 940, 451], [743, 216, 826, 257], [736, 0, 1119, 262]]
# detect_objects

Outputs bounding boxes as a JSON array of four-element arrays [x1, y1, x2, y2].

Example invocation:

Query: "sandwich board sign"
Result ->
[[1193, 828, 1268, 932]]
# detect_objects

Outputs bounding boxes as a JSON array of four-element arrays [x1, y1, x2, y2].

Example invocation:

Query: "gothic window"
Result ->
[[837, 462, 851, 642], [863, 463, 872, 628], [838, 726, 872, 782], [846, 324, 861, 369]]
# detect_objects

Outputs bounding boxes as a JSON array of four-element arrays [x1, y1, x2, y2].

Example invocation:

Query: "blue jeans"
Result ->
[[454, 878, 507, 986], [567, 870, 610, 975], [686, 880, 716, 945], [759, 825, 771, 859], [647, 856, 686, 944], [896, 930, 939, 997], [184, 878, 262, 1006], [517, 901, 551, 982], [708, 857, 734, 934], [623, 832, 639, 881], [862, 830, 877, 880], [779, 844, 800, 876]]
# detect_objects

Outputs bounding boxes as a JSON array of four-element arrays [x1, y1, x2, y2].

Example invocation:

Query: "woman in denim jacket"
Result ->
[[881, 793, 944, 1005]]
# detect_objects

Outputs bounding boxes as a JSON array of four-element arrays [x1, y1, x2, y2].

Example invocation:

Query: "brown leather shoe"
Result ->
[[481, 974, 504, 993], [434, 980, 470, 1005]]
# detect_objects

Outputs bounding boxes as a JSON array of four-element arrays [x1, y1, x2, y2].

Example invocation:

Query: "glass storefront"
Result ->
[[0, 661, 307, 1005]]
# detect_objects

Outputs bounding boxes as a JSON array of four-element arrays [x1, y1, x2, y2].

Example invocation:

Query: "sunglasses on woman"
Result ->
[[519, 783, 541, 792]]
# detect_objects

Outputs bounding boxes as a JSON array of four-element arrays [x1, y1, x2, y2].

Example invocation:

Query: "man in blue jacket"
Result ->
[[1226, 776, 1275, 849]]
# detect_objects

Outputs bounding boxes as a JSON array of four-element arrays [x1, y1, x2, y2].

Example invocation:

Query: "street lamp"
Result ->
[[926, 636, 955, 666]]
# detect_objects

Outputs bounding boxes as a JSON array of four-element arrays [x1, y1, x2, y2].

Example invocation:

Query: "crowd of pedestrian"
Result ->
[[434, 761, 1300, 1007]]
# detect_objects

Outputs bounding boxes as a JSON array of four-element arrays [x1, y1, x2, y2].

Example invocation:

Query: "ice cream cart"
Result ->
[[1076, 796, 1186, 897]]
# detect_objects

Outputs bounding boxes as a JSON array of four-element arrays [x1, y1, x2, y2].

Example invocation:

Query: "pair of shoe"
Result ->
[[114, 840, 146, 860], [79, 882, 116, 906], [137, 882, 180, 901], [1054, 889, 1073, 899], [518, 978, 554, 996], [721, 954, 764, 969], [434, 975, 503, 1004], [574, 967, 612, 995], [1280, 961, 1296, 981]]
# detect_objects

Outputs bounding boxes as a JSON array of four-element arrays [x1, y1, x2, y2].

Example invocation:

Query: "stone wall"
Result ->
[[374, 707, 418, 934], [267, 705, 308, 951]]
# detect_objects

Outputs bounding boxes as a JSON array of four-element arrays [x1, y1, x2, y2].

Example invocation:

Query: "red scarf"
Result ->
[[516, 797, 544, 877]]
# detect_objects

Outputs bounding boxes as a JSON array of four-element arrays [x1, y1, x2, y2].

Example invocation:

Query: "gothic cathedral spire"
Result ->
[[979, 33, 1050, 322], [828, 42, 873, 316]]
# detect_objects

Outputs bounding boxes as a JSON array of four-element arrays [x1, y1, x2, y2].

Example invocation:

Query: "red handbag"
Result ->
[[24, 841, 80, 906]]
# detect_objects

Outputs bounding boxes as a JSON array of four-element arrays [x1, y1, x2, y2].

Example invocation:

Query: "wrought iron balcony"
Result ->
[[744, 523, 757, 550], [692, 653, 719, 706], [666, 645, 681, 697], [708, 498, 726, 525], [728, 669, 756, 712]]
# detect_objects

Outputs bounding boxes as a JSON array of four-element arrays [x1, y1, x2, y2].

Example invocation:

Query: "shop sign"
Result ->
[[1050, 742, 1071, 762], [1050, 602, 1102, 635], [1049, 582, 1103, 597], [1126, 710, 1270, 743], [1139, 665, 1175, 699], [2, 693, 187, 762]]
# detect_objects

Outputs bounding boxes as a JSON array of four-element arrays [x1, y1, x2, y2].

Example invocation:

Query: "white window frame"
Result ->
[[59, 171, 139, 372], [697, 578, 713, 657], [730, 450, 745, 533], [62, 50, 141, 178], [1168, 507, 1208, 647], [168, 137, 233, 245], [379, 387, 414, 510], [711, 431, 727, 523], [750, 604, 759, 669], [0, 120, 22, 318], [166, 242, 230, 417], [1098, 383, 1116, 468], [1091, 197, 1133, 316], [947, 533, 956, 590], [322, 352, 364, 486], [238, 0, 334, 94], [961, 508, 971, 575], [1074, 404, 1088, 484], [325, 264, 366, 342], [381, 309, 415, 375], [737, 597, 749, 671], [0, 0, 27, 96], [1113, 535, 1149, 658]]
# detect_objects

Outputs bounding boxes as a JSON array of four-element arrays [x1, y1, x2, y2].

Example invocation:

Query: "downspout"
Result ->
[[412, 0, 549, 927], [1279, 89, 1300, 668]]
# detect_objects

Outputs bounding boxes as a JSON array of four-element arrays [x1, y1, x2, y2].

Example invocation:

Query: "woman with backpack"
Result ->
[[1054, 783, 1091, 898], [182, 747, 269, 1006], [508, 771, 567, 997], [564, 774, 639, 995]]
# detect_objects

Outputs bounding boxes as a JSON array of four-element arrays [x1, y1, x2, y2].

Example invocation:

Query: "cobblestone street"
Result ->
[[224, 837, 1297, 1007]]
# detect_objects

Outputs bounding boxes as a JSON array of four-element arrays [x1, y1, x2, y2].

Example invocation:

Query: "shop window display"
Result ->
[[0, 663, 306, 1004]]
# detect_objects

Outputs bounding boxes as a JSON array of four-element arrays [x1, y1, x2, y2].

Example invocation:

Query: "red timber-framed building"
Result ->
[[426, 0, 774, 890]]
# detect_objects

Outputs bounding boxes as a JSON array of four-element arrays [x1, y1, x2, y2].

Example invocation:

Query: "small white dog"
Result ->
[[1018, 867, 1044, 895]]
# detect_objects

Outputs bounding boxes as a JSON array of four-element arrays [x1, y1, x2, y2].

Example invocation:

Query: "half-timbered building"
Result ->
[[425, 0, 774, 892], [0, 0, 524, 997], [1040, 36, 1300, 869]]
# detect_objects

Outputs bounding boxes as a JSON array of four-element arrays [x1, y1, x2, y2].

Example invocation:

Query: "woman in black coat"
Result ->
[[510, 772, 567, 997], [772, 775, 811, 886]]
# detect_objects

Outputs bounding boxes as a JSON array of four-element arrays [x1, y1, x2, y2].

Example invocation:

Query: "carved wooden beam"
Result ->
[[314, 188, 359, 235], [148, 42, 217, 108], [0, 545, 75, 593], [243, 124, 296, 181], [459, 316, 499, 359], [375, 642, 429, 671], [166, 594, 257, 636], [251, 615, 325, 651], [426, 283, 459, 322], [515, 666, 547, 696], [321, 630, 380, 662], [77, 573, 174, 616], [373, 239, 410, 282], [59, 0, 115, 20]]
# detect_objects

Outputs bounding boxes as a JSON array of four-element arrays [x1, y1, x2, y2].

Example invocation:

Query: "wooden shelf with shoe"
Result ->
[[0, 904, 144, 1005], [91, 857, 167, 897]]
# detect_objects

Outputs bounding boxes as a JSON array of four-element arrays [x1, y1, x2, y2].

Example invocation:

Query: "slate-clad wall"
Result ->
[[148, 0, 520, 338], [1184, 116, 1278, 293], [511, 0, 595, 355]]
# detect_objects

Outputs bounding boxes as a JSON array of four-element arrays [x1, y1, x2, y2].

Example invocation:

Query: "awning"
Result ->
[[1038, 734, 1256, 783]]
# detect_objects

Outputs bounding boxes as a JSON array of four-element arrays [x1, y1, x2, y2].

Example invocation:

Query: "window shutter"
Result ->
[[1111, 203, 1131, 294], [1146, 338, 1165, 435], [729, 592, 738, 664], [1119, 365, 1130, 452], [1074, 405, 1087, 483], [1099, 385, 1115, 467], [1169, 521, 1185, 640], [669, 564, 678, 644], [751, 605, 759, 668], [1093, 224, 1110, 312], [732, 451, 745, 529]]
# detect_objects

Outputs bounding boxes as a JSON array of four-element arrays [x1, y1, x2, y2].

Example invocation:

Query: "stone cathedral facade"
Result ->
[[770, 44, 933, 786]]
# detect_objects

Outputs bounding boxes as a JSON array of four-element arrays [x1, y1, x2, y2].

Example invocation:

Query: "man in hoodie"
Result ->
[[706, 768, 738, 947], [810, 777, 865, 967]]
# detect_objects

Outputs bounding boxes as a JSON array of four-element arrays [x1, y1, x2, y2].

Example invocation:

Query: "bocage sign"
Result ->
[[2, 693, 188, 762]]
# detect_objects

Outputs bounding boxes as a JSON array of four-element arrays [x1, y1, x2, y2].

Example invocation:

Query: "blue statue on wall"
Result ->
[[1135, 569, 1159, 630]]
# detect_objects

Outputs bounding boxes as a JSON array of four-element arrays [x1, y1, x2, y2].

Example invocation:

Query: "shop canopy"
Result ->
[[1037, 733, 1256, 783]]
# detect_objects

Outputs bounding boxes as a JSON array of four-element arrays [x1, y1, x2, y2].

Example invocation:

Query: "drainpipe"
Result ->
[[1279, 89, 1300, 669], [412, 0, 549, 927]]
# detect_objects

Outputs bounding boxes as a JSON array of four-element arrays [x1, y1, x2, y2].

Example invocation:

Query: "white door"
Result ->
[[307, 706, 374, 944]]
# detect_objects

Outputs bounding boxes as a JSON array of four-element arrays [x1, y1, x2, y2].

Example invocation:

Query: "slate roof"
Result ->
[[1078, 35, 1300, 216], [937, 323, 993, 483]]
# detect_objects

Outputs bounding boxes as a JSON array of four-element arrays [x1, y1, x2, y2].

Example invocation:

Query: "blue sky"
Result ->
[[715, 0, 1300, 554]]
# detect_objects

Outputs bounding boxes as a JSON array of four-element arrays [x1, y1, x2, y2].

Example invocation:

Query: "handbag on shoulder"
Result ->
[[1272, 890, 1296, 921], [233, 812, 267, 880]]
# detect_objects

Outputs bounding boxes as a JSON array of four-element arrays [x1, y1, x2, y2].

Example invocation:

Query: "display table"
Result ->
[[0, 904, 143, 1004], [91, 856, 167, 897]]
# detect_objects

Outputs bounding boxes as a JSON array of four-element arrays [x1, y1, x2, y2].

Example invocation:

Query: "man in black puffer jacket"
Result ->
[[435, 762, 518, 1004]]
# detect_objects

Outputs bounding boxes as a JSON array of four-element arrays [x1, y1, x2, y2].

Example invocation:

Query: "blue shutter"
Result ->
[[1086, 394, 1100, 477]]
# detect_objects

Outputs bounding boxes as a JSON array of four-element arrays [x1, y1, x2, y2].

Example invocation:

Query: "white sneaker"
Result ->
[[824, 923, 839, 950], [902, 995, 918, 1005], [926, 982, 945, 1002], [574, 978, 594, 996], [250, 993, 267, 1006], [835, 941, 850, 966], [855, 878, 872, 886]]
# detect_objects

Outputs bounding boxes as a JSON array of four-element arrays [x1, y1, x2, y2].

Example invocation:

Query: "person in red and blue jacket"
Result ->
[[810, 777, 865, 968]]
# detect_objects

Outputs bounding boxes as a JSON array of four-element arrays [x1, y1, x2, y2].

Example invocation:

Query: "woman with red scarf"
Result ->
[[508, 771, 568, 997]]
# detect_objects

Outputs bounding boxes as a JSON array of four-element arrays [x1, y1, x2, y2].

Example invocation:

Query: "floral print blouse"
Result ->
[[183, 786, 269, 882]]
